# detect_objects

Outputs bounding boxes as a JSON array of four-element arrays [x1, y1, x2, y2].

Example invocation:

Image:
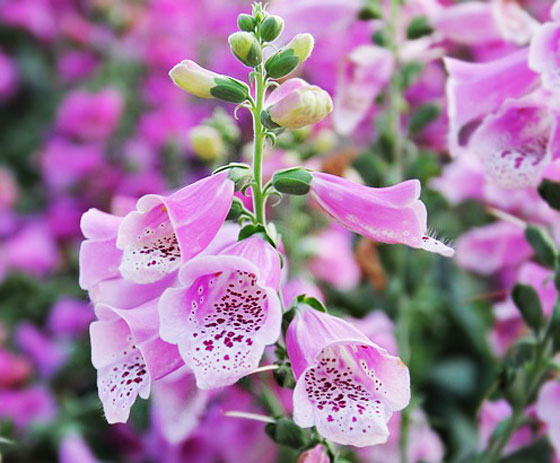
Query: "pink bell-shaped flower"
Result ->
[[286, 302, 410, 447], [116, 172, 234, 284], [158, 235, 282, 389], [90, 299, 183, 423]]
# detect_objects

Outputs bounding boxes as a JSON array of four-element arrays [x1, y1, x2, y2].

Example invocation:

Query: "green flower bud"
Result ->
[[237, 13, 256, 32], [271, 168, 313, 195], [260, 15, 284, 42], [229, 31, 263, 68], [226, 197, 245, 221], [265, 33, 315, 79], [169, 60, 249, 103], [188, 126, 225, 162]]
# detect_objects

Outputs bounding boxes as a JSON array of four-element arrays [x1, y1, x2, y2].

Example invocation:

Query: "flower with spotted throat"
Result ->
[[116, 172, 234, 284], [158, 235, 282, 389], [286, 302, 410, 447], [90, 299, 183, 423]]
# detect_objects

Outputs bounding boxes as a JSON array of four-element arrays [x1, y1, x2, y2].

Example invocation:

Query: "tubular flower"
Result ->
[[116, 172, 234, 284], [90, 299, 183, 424], [308, 173, 454, 257], [158, 236, 282, 389], [286, 304, 410, 447]]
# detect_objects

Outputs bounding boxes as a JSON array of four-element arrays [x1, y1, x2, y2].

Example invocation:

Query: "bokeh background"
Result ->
[[0, 0, 556, 462]]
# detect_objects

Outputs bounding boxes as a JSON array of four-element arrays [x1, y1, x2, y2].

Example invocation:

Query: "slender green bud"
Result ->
[[229, 31, 263, 68], [265, 33, 315, 79], [237, 13, 256, 32], [271, 168, 313, 195], [260, 15, 284, 42], [169, 60, 249, 103]]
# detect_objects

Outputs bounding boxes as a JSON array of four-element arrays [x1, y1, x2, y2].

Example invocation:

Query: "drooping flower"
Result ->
[[444, 48, 540, 157], [529, 4, 560, 96], [286, 303, 410, 447], [158, 235, 282, 389], [468, 95, 560, 188], [90, 299, 183, 423], [261, 78, 333, 130], [306, 225, 361, 291], [308, 172, 454, 257], [116, 172, 234, 284], [333, 45, 394, 136], [455, 221, 532, 276]]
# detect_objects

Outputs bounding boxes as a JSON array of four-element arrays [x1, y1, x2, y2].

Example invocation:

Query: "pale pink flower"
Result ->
[[287, 304, 410, 446], [159, 236, 282, 389], [91, 299, 183, 423], [309, 173, 454, 257], [536, 380, 560, 458], [116, 172, 234, 284]]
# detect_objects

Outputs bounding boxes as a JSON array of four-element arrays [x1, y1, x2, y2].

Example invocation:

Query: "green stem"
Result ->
[[387, 0, 404, 183], [485, 320, 554, 462], [252, 64, 267, 226]]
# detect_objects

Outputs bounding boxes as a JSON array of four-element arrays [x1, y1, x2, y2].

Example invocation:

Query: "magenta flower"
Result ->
[[455, 221, 532, 276], [479, 400, 534, 455], [79, 208, 123, 291], [116, 172, 234, 284], [59, 432, 99, 463], [0, 386, 57, 430], [56, 89, 124, 141], [151, 367, 210, 444], [158, 236, 282, 389], [307, 225, 361, 290], [90, 299, 183, 423], [333, 45, 394, 136], [286, 304, 410, 447], [444, 48, 539, 157], [529, 11, 560, 96], [468, 95, 560, 188], [309, 173, 454, 257], [536, 380, 560, 458]]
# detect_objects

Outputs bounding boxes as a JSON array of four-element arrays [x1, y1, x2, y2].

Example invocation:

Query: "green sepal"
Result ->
[[211, 77, 250, 103], [511, 283, 543, 333], [265, 50, 300, 79], [271, 167, 313, 195]]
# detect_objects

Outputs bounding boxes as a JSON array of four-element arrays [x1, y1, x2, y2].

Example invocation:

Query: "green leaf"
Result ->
[[511, 284, 543, 333], [409, 103, 441, 135], [406, 16, 434, 39], [538, 178, 560, 211], [265, 418, 311, 449], [525, 225, 558, 268]]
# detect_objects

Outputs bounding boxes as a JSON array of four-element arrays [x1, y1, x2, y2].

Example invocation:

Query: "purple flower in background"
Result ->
[[56, 89, 124, 141], [15, 322, 68, 378], [286, 304, 410, 446], [307, 225, 361, 291], [0, 386, 57, 430], [47, 298, 94, 338], [59, 432, 99, 463], [536, 380, 560, 458], [333, 45, 394, 136], [0, 50, 18, 100], [159, 236, 282, 389], [455, 221, 533, 276]]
